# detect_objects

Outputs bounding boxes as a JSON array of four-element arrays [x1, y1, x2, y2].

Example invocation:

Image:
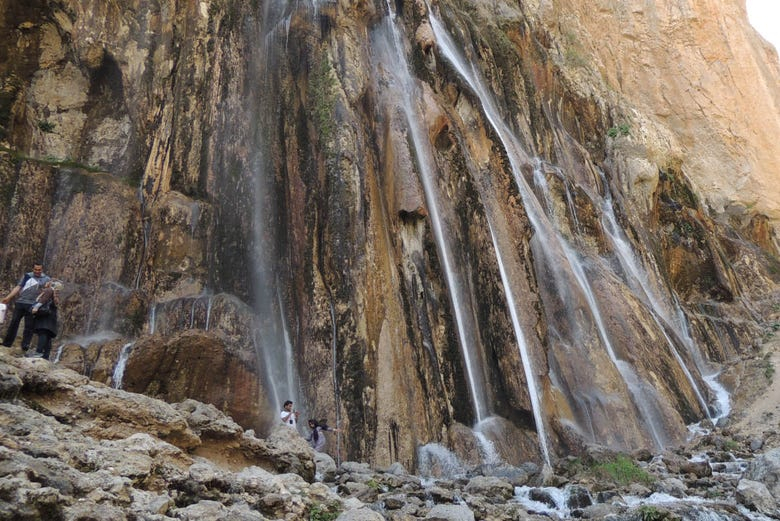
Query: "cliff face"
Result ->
[[1, 0, 778, 470], [536, 0, 780, 234]]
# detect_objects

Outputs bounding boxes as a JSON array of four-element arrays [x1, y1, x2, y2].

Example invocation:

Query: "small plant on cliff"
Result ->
[[764, 359, 775, 380], [308, 502, 340, 521], [592, 455, 653, 486], [607, 123, 630, 138], [308, 55, 338, 156], [37, 120, 56, 133]]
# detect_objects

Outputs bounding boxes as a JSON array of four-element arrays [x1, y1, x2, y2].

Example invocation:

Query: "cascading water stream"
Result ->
[[112, 341, 135, 390], [595, 183, 713, 419], [429, 11, 668, 449], [375, 3, 555, 462], [533, 164, 712, 421], [189, 299, 197, 329], [592, 168, 729, 420], [372, 5, 489, 422], [486, 223, 552, 464], [246, 0, 305, 414], [417, 443, 468, 478], [53, 343, 66, 364], [673, 302, 731, 420], [205, 295, 213, 331], [148, 303, 157, 335], [473, 430, 501, 466], [277, 289, 297, 402]]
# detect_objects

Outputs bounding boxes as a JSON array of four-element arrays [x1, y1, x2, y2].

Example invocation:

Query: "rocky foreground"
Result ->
[[2, 351, 780, 521]]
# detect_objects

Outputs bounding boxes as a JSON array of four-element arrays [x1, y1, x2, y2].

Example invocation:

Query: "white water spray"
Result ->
[[417, 443, 468, 478]]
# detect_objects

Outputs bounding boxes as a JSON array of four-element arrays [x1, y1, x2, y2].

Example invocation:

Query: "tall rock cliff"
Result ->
[[1, 0, 778, 470]]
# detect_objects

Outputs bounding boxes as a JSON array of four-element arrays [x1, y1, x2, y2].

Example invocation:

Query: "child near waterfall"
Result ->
[[29, 280, 62, 360], [306, 418, 339, 452]]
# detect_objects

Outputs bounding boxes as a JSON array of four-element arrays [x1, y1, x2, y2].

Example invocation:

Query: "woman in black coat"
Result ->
[[31, 282, 59, 360]]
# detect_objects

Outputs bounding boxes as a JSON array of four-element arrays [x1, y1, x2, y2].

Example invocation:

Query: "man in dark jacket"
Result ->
[[1, 263, 51, 351]]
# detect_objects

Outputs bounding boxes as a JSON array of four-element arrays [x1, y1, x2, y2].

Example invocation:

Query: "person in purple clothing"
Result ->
[[1, 263, 51, 352], [306, 418, 339, 452]]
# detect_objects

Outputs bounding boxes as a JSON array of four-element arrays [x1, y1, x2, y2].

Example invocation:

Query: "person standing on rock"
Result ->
[[281, 400, 300, 428], [29, 280, 62, 360], [1, 262, 50, 352]]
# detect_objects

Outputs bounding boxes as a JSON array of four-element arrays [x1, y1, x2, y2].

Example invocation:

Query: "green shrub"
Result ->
[[765, 361, 775, 380], [308, 503, 340, 521], [637, 505, 668, 521], [37, 120, 56, 133], [607, 123, 630, 138], [592, 455, 653, 486]]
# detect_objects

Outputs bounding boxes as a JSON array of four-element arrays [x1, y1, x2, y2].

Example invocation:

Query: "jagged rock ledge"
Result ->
[[3, 352, 780, 520]]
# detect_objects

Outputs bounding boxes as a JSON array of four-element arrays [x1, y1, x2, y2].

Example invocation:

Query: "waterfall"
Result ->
[[596, 185, 713, 419], [674, 304, 731, 419], [112, 341, 134, 390], [473, 427, 501, 466], [148, 303, 157, 335], [205, 295, 213, 331], [134, 184, 151, 290], [429, 11, 671, 449], [278, 289, 299, 414], [52, 343, 65, 364], [189, 298, 197, 329], [372, 4, 489, 422], [373, 3, 557, 462], [486, 222, 551, 464], [245, 0, 304, 416]]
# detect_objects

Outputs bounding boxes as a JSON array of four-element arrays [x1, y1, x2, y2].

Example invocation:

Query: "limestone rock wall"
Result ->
[[532, 0, 780, 238], [1, 0, 778, 469]]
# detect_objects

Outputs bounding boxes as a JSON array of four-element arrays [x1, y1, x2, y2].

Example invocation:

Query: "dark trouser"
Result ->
[[36, 331, 54, 360], [2, 302, 34, 350]]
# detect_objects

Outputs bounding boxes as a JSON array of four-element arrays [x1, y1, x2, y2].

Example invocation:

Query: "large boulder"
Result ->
[[745, 448, 780, 498], [2, 353, 200, 449], [464, 475, 514, 500], [736, 479, 778, 516], [121, 328, 269, 433], [0, 352, 340, 520], [425, 504, 476, 521]]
